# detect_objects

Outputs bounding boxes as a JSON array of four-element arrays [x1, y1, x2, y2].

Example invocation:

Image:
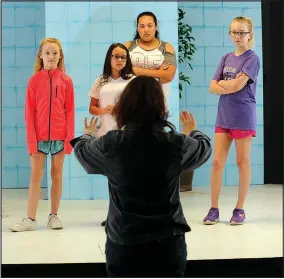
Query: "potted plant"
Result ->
[[178, 8, 197, 192]]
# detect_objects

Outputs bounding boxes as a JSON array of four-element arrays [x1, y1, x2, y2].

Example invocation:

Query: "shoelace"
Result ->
[[50, 214, 60, 223], [233, 209, 244, 217], [208, 209, 217, 217], [21, 217, 28, 223]]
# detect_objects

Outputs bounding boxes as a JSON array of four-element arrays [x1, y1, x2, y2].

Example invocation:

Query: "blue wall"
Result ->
[[2, 1, 264, 197], [43, 2, 179, 199], [2, 2, 179, 198], [178, 1, 264, 186], [2, 2, 47, 189], [2, 2, 179, 197]]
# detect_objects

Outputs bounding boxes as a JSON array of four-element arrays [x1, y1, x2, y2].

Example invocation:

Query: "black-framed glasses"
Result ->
[[229, 31, 250, 38], [112, 55, 127, 61]]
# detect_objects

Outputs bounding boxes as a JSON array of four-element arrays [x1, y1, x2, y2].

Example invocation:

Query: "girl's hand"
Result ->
[[106, 105, 115, 115], [179, 111, 197, 135], [236, 72, 244, 79], [160, 62, 170, 70], [84, 116, 99, 136]]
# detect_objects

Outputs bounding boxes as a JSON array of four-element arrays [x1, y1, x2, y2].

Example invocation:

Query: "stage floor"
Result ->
[[2, 184, 282, 265]]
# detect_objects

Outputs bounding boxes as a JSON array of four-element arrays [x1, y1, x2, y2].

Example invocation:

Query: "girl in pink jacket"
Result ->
[[9, 38, 75, 232]]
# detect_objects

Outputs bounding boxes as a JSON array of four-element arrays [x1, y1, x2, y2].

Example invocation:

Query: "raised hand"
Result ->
[[84, 116, 99, 136], [179, 111, 197, 135]]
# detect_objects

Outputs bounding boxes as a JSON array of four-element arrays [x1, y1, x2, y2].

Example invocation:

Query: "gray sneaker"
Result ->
[[9, 217, 38, 232], [47, 214, 63, 230], [203, 208, 220, 225]]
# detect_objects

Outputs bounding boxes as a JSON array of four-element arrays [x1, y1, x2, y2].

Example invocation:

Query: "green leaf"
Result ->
[[178, 7, 196, 99]]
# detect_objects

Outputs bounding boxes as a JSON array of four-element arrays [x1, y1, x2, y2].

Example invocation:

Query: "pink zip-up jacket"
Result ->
[[25, 69, 75, 155]]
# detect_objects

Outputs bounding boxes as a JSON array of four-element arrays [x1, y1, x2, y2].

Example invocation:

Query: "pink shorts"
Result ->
[[215, 127, 256, 139]]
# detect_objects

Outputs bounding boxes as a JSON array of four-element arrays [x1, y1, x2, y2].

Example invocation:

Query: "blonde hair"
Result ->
[[230, 16, 255, 48], [34, 38, 66, 73]]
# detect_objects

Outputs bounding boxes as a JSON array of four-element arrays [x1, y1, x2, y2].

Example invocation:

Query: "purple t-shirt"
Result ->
[[213, 49, 260, 130]]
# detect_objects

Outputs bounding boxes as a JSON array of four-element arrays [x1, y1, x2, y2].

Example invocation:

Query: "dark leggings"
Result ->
[[105, 234, 187, 277]]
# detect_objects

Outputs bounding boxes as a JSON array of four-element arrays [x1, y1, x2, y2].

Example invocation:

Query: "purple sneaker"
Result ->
[[230, 208, 245, 225], [203, 208, 219, 225]]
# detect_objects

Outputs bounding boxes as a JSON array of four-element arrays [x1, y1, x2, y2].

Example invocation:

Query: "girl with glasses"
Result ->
[[88, 43, 135, 139], [88, 43, 135, 226], [203, 17, 260, 225]]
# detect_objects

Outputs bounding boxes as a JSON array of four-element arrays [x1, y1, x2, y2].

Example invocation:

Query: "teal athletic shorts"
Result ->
[[37, 140, 64, 155]]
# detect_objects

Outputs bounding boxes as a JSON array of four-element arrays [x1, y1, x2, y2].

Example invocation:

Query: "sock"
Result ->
[[29, 217, 35, 221]]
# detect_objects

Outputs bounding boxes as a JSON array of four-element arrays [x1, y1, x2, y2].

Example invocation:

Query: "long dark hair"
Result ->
[[98, 43, 134, 88], [134, 11, 160, 40], [114, 76, 174, 131]]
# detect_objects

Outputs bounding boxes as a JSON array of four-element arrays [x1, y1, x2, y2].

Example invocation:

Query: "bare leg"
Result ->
[[210, 133, 233, 208], [50, 151, 65, 214], [27, 153, 46, 220], [235, 136, 253, 209]]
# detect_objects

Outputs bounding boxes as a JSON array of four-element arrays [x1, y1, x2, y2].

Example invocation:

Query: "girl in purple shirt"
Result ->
[[203, 17, 260, 225]]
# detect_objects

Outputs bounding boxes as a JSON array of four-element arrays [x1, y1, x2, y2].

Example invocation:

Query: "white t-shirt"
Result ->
[[88, 75, 136, 137]]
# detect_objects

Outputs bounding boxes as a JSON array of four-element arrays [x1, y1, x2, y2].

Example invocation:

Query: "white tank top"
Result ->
[[88, 76, 136, 137], [128, 40, 171, 109]]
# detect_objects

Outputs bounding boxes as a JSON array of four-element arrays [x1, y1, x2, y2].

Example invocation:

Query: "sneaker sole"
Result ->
[[230, 221, 245, 225], [51, 226, 63, 230], [8, 227, 38, 232], [47, 225, 63, 230], [47, 219, 63, 230], [203, 218, 219, 225]]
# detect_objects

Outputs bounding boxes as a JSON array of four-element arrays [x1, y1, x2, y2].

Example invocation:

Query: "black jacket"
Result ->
[[70, 128, 211, 245]]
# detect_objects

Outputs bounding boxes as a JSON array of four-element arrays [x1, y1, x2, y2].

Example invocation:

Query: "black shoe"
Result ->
[[101, 220, 106, 227]]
